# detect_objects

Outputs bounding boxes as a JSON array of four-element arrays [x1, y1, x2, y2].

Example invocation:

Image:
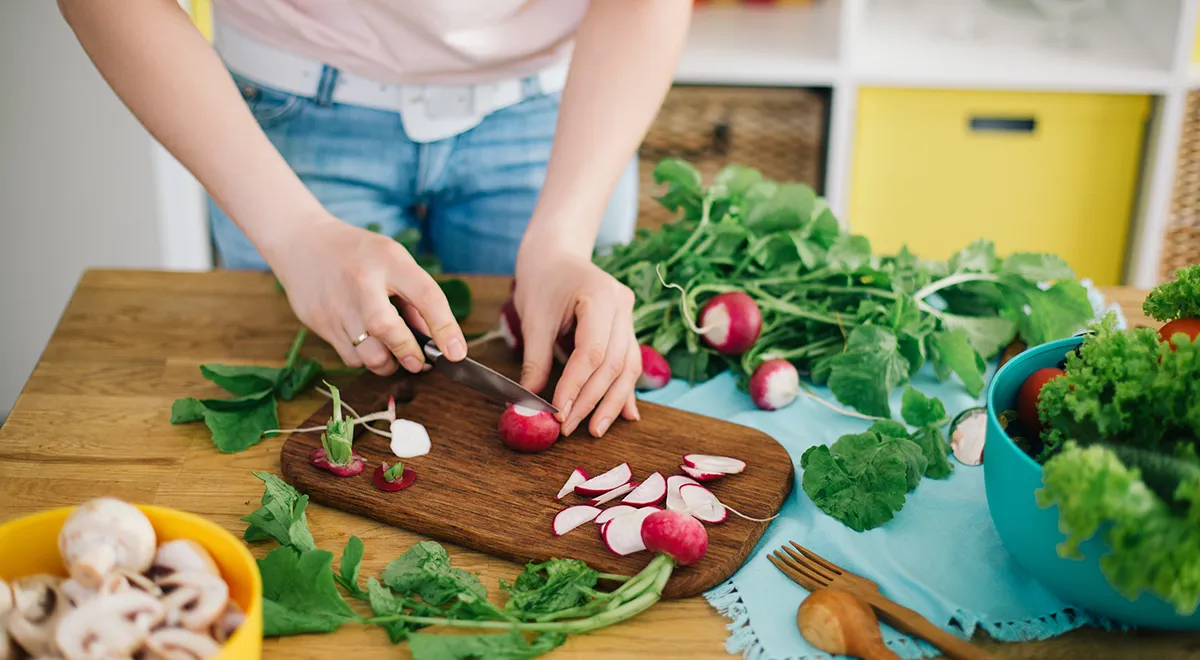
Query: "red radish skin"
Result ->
[[594, 505, 638, 525], [749, 358, 799, 410], [601, 506, 660, 556], [680, 464, 724, 482], [621, 472, 667, 506], [682, 454, 746, 474], [665, 475, 701, 511], [636, 345, 671, 390], [498, 298, 524, 353], [678, 483, 727, 523], [498, 403, 560, 453], [372, 464, 416, 492], [574, 463, 633, 496], [591, 482, 637, 505], [309, 448, 366, 477], [698, 292, 762, 355], [641, 509, 709, 565], [553, 505, 602, 536], [555, 467, 590, 500]]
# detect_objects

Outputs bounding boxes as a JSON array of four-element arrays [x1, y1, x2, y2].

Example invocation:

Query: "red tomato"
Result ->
[[1016, 367, 1065, 432], [1158, 318, 1200, 350]]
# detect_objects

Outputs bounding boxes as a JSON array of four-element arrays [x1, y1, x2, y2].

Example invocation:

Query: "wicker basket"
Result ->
[[636, 85, 829, 230], [1160, 90, 1200, 282]]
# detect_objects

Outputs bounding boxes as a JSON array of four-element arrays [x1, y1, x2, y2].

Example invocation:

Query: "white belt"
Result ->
[[212, 21, 570, 143]]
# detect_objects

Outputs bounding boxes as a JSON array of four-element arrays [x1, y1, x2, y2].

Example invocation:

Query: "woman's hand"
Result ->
[[514, 253, 642, 438], [267, 213, 467, 375]]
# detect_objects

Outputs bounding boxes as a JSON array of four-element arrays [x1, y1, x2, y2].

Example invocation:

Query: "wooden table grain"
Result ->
[[1, 270, 1196, 660]]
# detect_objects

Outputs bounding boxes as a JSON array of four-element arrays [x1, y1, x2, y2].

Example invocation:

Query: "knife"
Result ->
[[410, 329, 559, 415]]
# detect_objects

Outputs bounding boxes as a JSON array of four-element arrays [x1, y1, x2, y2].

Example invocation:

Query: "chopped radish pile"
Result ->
[[553, 505, 602, 536], [749, 358, 799, 410], [698, 291, 762, 355], [309, 448, 366, 477], [621, 472, 666, 506], [556, 467, 590, 500], [390, 418, 432, 458], [636, 345, 671, 391], [591, 482, 637, 505], [678, 483, 727, 523], [601, 507, 660, 556], [498, 298, 524, 353], [682, 454, 746, 474], [665, 475, 700, 511], [680, 464, 724, 482], [372, 462, 417, 492], [574, 462, 632, 496], [642, 509, 709, 565], [498, 403, 560, 453], [594, 505, 638, 525]]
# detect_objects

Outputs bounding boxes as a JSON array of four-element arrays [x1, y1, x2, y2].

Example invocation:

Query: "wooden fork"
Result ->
[[769, 541, 998, 660]]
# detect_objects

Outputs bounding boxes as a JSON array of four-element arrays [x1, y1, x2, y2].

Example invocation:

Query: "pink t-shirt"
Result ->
[[211, 0, 587, 85]]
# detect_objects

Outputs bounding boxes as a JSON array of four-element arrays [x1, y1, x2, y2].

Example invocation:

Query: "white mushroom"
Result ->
[[141, 628, 222, 660], [209, 601, 244, 645], [7, 576, 67, 658], [54, 591, 164, 660], [150, 541, 219, 581], [158, 572, 228, 632], [58, 498, 156, 590], [0, 579, 11, 619]]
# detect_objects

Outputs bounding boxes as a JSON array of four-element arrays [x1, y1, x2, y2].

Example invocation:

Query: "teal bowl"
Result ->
[[984, 335, 1200, 630]]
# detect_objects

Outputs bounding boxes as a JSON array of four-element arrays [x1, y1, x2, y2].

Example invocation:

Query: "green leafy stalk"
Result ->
[[383, 461, 405, 482], [320, 381, 354, 466]]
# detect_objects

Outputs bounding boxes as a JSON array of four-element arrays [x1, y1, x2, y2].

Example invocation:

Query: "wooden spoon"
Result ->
[[798, 588, 901, 660]]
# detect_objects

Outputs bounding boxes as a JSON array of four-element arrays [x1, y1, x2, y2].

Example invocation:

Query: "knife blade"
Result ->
[[411, 329, 559, 414]]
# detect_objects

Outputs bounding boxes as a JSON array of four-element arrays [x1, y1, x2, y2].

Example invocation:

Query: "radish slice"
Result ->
[[574, 462, 632, 496], [595, 505, 638, 525], [553, 505, 602, 536], [665, 475, 700, 511], [621, 472, 666, 506], [390, 418, 432, 458], [682, 454, 746, 474], [678, 483, 727, 523], [601, 506, 660, 556], [556, 467, 590, 500], [680, 464, 724, 482], [591, 482, 637, 505]]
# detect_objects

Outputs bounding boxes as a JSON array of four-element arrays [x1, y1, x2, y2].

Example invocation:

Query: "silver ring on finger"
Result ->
[[351, 331, 370, 347]]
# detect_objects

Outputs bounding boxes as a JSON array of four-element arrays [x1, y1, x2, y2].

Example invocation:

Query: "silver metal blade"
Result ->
[[430, 356, 558, 414]]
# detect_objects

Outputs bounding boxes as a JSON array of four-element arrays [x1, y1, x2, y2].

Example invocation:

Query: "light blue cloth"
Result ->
[[638, 366, 1116, 659]]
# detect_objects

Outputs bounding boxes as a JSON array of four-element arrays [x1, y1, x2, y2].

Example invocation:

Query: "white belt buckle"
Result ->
[[423, 85, 476, 119]]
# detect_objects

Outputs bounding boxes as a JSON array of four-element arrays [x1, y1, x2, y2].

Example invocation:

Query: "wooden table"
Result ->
[[1, 270, 1196, 660]]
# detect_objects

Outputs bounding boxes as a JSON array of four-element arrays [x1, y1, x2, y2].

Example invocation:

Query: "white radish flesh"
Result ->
[[591, 482, 637, 505], [555, 468, 590, 500], [682, 454, 746, 474], [621, 472, 666, 506], [678, 483, 727, 523], [574, 462, 632, 496], [698, 292, 762, 355], [749, 358, 799, 410], [601, 506, 660, 556], [680, 464, 724, 482], [665, 475, 700, 511], [552, 506, 602, 536], [594, 505, 638, 525], [389, 419, 432, 458]]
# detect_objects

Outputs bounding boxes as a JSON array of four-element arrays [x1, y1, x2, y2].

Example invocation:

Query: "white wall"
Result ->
[[0, 1, 168, 422]]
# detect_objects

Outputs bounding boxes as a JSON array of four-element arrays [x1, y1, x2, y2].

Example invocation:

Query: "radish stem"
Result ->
[[655, 263, 718, 336]]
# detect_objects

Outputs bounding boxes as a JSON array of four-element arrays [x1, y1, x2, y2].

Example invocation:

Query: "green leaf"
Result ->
[[407, 631, 567, 660], [382, 541, 488, 606], [939, 313, 1017, 359], [652, 158, 702, 215], [241, 471, 318, 552], [867, 420, 909, 438], [170, 397, 206, 424], [259, 546, 359, 636], [276, 358, 323, 401], [800, 443, 909, 532], [202, 394, 279, 453], [438, 278, 472, 321], [790, 235, 827, 271], [1013, 279, 1094, 346], [500, 559, 599, 616], [337, 535, 367, 599], [744, 183, 815, 233], [910, 426, 954, 479], [831, 431, 927, 492], [826, 326, 910, 418], [1000, 253, 1074, 281], [366, 577, 416, 643], [199, 364, 282, 396], [709, 164, 763, 201], [809, 208, 841, 249], [928, 329, 986, 397], [949, 239, 999, 273], [1143, 264, 1200, 322], [394, 227, 422, 253], [900, 386, 947, 428], [826, 234, 871, 274]]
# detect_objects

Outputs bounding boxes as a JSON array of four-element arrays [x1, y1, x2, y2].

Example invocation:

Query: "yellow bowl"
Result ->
[[0, 504, 263, 659]]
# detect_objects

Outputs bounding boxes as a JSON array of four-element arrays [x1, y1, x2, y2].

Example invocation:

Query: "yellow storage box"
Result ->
[[848, 88, 1150, 285]]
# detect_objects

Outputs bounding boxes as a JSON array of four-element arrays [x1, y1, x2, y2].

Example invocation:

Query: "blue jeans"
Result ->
[[210, 71, 639, 274]]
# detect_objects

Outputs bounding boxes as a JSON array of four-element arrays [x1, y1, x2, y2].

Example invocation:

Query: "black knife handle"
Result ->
[[409, 328, 441, 359]]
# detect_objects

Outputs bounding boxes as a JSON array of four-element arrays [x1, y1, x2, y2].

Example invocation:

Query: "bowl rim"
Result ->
[[985, 334, 1085, 472]]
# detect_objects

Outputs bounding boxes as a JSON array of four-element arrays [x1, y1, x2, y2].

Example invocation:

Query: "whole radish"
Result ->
[[640, 509, 709, 566], [498, 403, 560, 453], [698, 292, 762, 355], [636, 345, 671, 390], [749, 358, 799, 410]]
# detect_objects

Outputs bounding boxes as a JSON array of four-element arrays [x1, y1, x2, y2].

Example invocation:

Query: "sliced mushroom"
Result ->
[[7, 575, 69, 658], [158, 573, 227, 632], [141, 628, 221, 660], [54, 591, 164, 660], [209, 601, 244, 645], [58, 498, 157, 590], [149, 541, 218, 582]]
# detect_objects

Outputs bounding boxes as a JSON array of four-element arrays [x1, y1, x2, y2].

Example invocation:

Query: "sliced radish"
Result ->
[[601, 506, 660, 556], [680, 464, 724, 482], [309, 447, 366, 477], [591, 482, 637, 505], [621, 472, 666, 506], [636, 345, 671, 390], [665, 475, 700, 511], [594, 505, 638, 525], [372, 463, 416, 492], [698, 292, 762, 355], [574, 462, 632, 496], [390, 418, 432, 458], [498, 403, 559, 453], [553, 505, 602, 536], [555, 467, 590, 500], [682, 454, 746, 474], [678, 483, 727, 523]]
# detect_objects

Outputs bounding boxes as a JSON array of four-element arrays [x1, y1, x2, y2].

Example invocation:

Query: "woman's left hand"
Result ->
[[513, 253, 642, 437]]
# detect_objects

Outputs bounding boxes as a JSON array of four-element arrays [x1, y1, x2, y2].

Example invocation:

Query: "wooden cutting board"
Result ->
[[279, 345, 794, 599]]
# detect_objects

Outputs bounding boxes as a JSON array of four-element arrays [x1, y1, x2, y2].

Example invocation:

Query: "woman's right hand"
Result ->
[[266, 213, 468, 376]]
